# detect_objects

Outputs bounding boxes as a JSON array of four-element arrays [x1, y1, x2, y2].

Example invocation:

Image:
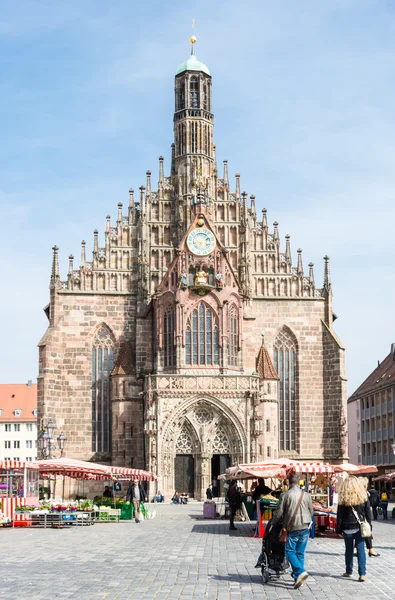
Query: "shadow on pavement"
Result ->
[[191, 523, 255, 537]]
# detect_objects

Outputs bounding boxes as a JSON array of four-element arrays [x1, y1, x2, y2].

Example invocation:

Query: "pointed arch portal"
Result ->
[[160, 396, 245, 499]]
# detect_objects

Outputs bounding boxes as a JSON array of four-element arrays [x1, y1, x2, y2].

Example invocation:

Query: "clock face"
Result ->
[[187, 228, 216, 256]]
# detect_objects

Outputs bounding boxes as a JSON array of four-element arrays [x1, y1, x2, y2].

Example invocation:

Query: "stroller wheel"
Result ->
[[261, 553, 270, 585], [261, 568, 270, 584]]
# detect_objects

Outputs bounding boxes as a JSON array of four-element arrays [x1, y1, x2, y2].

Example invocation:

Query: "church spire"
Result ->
[[174, 35, 214, 198]]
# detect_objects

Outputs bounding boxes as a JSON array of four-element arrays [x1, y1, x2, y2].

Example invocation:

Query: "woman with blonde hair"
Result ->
[[356, 477, 379, 557], [336, 476, 371, 582]]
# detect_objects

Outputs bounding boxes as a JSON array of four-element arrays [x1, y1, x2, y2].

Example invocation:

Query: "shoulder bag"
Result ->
[[351, 507, 372, 538], [279, 490, 304, 543]]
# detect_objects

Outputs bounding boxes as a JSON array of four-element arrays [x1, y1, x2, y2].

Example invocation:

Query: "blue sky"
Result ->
[[1, 0, 394, 394]]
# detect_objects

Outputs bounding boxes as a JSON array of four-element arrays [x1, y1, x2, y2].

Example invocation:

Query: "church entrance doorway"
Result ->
[[174, 454, 195, 497], [211, 454, 231, 497]]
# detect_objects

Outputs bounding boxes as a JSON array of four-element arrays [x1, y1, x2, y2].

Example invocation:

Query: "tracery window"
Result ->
[[178, 84, 185, 110], [191, 121, 198, 153], [273, 327, 297, 451], [163, 308, 176, 367], [92, 327, 114, 453], [228, 308, 238, 367], [190, 76, 199, 108], [185, 303, 219, 366], [176, 427, 194, 453], [202, 84, 207, 110]]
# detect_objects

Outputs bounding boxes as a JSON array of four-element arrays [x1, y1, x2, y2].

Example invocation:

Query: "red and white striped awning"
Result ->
[[108, 466, 157, 481], [334, 463, 378, 475], [33, 458, 157, 481], [0, 460, 39, 470], [290, 462, 334, 474]]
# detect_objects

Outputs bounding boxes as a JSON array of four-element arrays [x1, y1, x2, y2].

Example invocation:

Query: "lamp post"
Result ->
[[38, 420, 67, 459]]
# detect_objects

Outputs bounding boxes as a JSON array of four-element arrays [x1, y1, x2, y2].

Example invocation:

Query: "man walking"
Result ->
[[126, 479, 147, 523], [271, 474, 314, 590], [380, 489, 389, 520], [227, 480, 241, 531], [368, 485, 379, 520]]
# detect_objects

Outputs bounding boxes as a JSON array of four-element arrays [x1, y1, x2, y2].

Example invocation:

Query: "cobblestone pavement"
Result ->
[[1, 503, 395, 599]]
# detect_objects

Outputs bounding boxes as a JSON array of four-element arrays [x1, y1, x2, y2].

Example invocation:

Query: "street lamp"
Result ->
[[39, 420, 67, 459], [57, 433, 67, 457]]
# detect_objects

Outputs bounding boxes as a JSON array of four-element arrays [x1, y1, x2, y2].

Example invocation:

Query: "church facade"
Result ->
[[38, 41, 348, 499]]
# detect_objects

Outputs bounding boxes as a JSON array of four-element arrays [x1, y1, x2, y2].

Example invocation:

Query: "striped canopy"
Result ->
[[221, 459, 335, 480], [334, 463, 378, 475], [33, 458, 157, 481], [0, 460, 39, 470]]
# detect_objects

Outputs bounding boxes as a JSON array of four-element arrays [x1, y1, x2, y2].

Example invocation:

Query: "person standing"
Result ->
[[227, 481, 241, 531], [271, 473, 314, 590], [368, 485, 379, 521], [206, 485, 213, 500], [380, 489, 389, 520], [336, 476, 371, 582], [252, 478, 273, 502], [126, 479, 147, 523]]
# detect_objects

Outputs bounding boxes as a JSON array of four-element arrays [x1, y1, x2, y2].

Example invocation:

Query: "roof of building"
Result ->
[[348, 350, 395, 402], [256, 346, 280, 381], [0, 383, 37, 421], [176, 53, 210, 76], [111, 340, 135, 376]]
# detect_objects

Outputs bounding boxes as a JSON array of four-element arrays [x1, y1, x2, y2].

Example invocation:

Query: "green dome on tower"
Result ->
[[176, 54, 210, 76]]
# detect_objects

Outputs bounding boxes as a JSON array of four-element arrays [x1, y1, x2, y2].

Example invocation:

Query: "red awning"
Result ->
[[108, 466, 157, 481], [33, 458, 157, 481]]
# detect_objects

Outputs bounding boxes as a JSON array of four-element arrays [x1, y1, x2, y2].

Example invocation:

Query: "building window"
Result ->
[[202, 84, 207, 110], [13, 457, 20, 461], [26, 457, 32, 462], [190, 121, 198, 153], [383, 414, 387, 429], [14, 441, 20, 449], [274, 327, 298, 452], [190, 76, 199, 107], [178, 83, 185, 110], [26, 440, 33, 449], [228, 308, 238, 367], [163, 309, 176, 367], [267, 446, 271, 458], [4, 441, 10, 449], [26, 423, 33, 432], [130, 427, 134, 438], [185, 303, 219, 366], [5, 424, 11, 432], [92, 326, 114, 454], [14, 424, 20, 432]]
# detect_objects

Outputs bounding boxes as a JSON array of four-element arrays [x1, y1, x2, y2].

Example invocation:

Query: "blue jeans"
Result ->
[[381, 502, 388, 519], [285, 528, 310, 579], [344, 531, 366, 576]]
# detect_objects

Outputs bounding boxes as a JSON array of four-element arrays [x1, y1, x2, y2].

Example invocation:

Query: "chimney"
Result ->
[[27, 380, 32, 388], [391, 342, 395, 361]]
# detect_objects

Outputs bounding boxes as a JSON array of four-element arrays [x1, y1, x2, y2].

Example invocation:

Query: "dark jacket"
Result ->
[[368, 489, 379, 507], [126, 483, 147, 503], [227, 484, 241, 508], [252, 483, 272, 501], [206, 487, 213, 500], [271, 485, 314, 532], [336, 501, 371, 534]]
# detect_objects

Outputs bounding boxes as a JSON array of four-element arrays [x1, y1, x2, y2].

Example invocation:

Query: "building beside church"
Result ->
[[348, 343, 395, 476], [38, 39, 347, 499]]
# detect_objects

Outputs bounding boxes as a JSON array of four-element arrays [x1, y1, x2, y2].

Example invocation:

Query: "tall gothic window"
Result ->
[[185, 303, 219, 366], [191, 121, 198, 153], [202, 84, 207, 110], [273, 327, 297, 451], [92, 326, 114, 453], [228, 308, 238, 367], [204, 124, 210, 155], [164, 309, 176, 367], [190, 76, 199, 108], [178, 84, 185, 110]]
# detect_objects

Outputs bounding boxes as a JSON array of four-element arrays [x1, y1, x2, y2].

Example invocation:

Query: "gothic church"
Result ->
[[38, 39, 348, 499]]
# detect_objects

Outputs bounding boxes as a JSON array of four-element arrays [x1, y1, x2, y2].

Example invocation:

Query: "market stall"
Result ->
[[0, 460, 39, 522]]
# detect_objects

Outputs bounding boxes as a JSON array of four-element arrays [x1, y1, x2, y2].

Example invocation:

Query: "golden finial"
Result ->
[[190, 18, 196, 54]]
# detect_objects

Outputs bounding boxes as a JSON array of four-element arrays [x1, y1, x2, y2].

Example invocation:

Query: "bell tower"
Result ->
[[172, 36, 215, 199]]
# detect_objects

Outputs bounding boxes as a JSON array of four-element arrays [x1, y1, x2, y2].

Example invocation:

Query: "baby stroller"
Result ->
[[256, 517, 289, 584]]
